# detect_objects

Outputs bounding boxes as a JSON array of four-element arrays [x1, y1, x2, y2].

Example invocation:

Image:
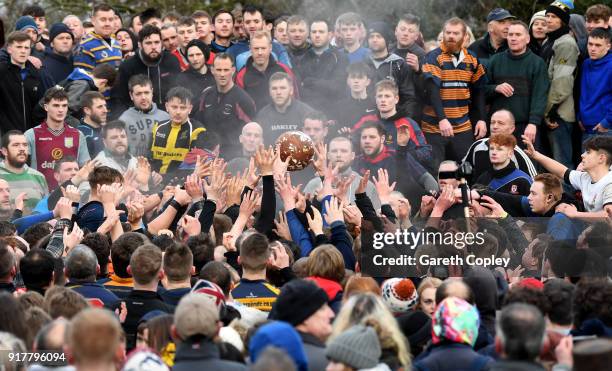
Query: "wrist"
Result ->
[[169, 199, 184, 210], [379, 196, 390, 205]]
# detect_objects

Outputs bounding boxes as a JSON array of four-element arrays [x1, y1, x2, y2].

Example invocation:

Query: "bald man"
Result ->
[[0, 179, 23, 221], [462, 109, 537, 181], [226, 122, 264, 175]]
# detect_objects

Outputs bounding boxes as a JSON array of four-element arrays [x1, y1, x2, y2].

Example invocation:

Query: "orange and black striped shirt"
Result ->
[[421, 45, 486, 134]]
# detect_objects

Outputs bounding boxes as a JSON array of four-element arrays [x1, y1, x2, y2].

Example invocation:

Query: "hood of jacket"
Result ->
[[369, 52, 404, 69]]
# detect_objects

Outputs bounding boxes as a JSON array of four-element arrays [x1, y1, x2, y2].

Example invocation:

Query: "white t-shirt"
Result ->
[[568, 170, 612, 212]]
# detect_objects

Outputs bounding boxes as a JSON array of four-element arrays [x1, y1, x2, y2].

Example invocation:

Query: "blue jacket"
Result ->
[[227, 38, 292, 71], [579, 52, 612, 131]]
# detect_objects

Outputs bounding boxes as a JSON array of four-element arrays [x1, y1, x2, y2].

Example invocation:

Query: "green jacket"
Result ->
[[546, 34, 579, 122], [485, 49, 550, 125]]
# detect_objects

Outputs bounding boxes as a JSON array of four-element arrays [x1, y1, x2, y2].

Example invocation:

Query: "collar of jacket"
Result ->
[[506, 48, 532, 60], [174, 337, 220, 361], [246, 54, 277, 72], [491, 161, 517, 178], [484, 32, 509, 53], [361, 146, 394, 164]]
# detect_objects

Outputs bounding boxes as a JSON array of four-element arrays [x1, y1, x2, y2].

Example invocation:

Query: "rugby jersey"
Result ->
[[231, 278, 280, 312], [150, 119, 207, 174], [74, 32, 122, 71], [421, 45, 486, 134]]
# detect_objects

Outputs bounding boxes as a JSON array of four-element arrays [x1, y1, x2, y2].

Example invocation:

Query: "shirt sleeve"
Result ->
[[567, 170, 585, 190], [25, 129, 37, 170], [77, 132, 91, 165], [603, 182, 612, 206]]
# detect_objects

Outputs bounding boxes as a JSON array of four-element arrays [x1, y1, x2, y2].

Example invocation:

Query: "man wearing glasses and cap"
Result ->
[[469, 8, 516, 67]]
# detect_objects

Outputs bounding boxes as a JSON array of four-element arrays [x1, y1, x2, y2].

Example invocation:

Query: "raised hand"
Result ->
[[245, 156, 261, 189], [72, 159, 100, 186], [135, 157, 152, 186], [333, 174, 356, 204], [255, 145, 275, 176], [306, 206, 324, 235], [239, 190, 260, 217], [180, 215, 202, 236], [343, 204, 363, 227], [356, 169, 370, 195], [273, 211, 292, 241], [173, 185, 192, 206], [203, 165, 228, 202], [312, 142, 327, 175], [420, 194, 436, 217], [324, 196, 345, 225], [372, 168, 396, 204], [53, 197, 73, 219], [275, 173, 297, 210], [268, 242, 290, 270], [226, 174, 246, 207], [61, 184, 81, 203], [63, 223, 84, 255], [194, 155, 212, 179], [273, 144, 291, 179], [185, 174, 204, 200], [14, 192, 28, 211]]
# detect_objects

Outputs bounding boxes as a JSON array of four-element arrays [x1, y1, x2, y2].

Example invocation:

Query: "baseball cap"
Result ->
[[487, 8, 516, 23]]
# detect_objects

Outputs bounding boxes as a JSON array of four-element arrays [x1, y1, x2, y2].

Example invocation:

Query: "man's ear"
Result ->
[[191, 266, 196, 276], [127, 265, 132, 276]]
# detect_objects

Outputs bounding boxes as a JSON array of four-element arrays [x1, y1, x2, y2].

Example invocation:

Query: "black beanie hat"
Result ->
[[186, 39, 211, 63], [269, 279, 329, 326], [367, 21, 393, 47], [546, 0, 574, 25]]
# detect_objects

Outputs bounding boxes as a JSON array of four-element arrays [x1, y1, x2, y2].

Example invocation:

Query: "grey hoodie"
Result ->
[[118, 103, 170, 157]]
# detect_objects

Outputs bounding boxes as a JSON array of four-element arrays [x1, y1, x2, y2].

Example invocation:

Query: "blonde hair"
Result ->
[[415, 277, 442, 311], [306, 244, 345, 283], [329, 293, 411, 368]]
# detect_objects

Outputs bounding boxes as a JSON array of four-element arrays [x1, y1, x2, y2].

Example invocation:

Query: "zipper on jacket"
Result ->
[[21, 80, 26, 131]]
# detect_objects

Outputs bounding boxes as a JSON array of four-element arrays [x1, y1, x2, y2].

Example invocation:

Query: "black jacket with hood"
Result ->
[[366, 53, 419, 119], [110, 49, 181, 117]]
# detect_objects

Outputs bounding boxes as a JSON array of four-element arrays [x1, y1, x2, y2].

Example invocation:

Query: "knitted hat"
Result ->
[[269, 279, 329, 326], [432, 297, 480, 347], [529, 10, 547, 29], [249, 321, 309, 371], [397, 310, 432, 347], [546, 0, 574, 25], [190, 279, 226, 309], [381, 278, 418, 314], [326, 325, 381, 369], [367, 21, 393, 47], [49, 23, 74, 42], [186, 39, 211, 64], [15, 16, 38, 33]]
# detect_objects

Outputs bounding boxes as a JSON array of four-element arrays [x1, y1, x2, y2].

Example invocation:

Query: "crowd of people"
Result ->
[[0, 0, 611, 370]]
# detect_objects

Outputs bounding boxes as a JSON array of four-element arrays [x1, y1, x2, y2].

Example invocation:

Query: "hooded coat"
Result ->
[[110, 49, 181, 116]]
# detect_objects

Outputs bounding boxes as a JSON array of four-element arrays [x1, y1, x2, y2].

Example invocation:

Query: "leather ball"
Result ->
[[275, 131, 315, 171]]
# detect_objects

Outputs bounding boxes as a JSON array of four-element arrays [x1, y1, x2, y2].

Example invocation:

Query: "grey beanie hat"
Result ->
[[325, 325, 381, 369]]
